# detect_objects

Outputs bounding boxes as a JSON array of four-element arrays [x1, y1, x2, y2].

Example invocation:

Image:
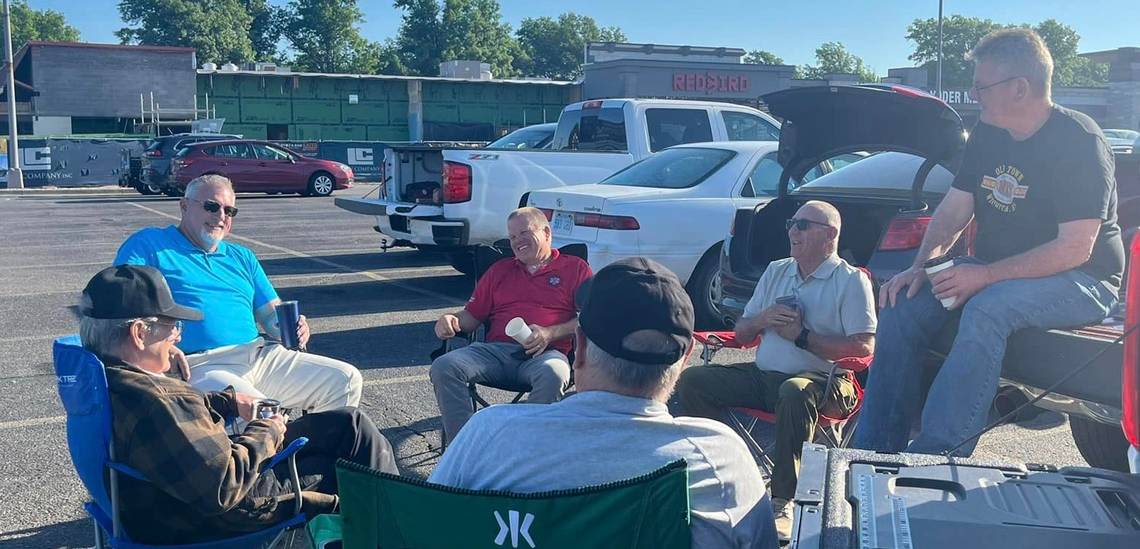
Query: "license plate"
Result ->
[[552, 211, 575, 235]]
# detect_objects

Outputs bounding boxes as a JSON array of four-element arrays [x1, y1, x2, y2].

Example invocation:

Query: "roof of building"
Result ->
[[196, 68, 577, 86]]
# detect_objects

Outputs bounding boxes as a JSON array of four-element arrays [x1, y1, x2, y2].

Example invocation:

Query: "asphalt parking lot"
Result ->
[[0, 184, 1093, 548]]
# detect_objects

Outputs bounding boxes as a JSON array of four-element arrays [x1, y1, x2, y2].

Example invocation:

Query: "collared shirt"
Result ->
[[104, 361, 287, 544], [429, 391, 778, 549], [114, 225, 278, 353], [742, 255, 876, 375], [465, 248, 592, 354]]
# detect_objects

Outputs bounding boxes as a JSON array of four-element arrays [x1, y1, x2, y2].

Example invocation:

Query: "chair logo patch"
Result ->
[[493, 509, 536, 548]]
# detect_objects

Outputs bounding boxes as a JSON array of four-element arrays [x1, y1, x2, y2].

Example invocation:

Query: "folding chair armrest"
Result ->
[[108, 461, 148, 481], [262, 437, 308, 472], [833, 354, 872, 373], [693, 331, 760, 350]]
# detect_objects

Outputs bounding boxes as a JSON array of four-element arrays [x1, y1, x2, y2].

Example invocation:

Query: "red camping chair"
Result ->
[[692, 330, 871, 475], [692, 267, 875, 475]]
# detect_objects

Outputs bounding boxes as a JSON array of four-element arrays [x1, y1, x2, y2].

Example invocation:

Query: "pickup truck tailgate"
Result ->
[[334, 197, 443, 218]]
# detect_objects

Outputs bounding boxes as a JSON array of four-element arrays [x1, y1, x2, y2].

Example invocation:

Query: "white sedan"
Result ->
[[527, 141, 861, 326]]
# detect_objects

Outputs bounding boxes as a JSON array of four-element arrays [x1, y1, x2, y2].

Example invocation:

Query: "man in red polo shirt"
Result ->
[[431, 207, 592, 443]]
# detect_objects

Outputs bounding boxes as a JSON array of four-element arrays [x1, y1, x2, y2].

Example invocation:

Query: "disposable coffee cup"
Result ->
[[505, 317, 533, 344], [276, 300, 301, 350], [923, 256, 957, 309]]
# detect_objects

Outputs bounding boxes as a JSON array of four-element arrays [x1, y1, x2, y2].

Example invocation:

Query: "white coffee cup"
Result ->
[[505, 317, 533, 343], [923, 257, 957, 309]]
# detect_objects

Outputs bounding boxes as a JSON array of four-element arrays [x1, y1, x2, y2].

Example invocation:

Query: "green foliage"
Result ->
[[439, 0, 520, 78], [282, 0, 380, 74], [117, 0, 256, 63], [743, 50, 784, 65], [515, 13, 627, 79], [10, 0, 80, 49], [241, 0, 285, 62], [394, 0, 442, 76], [906, 15, 1107, 88], [796, 42, 878, 82]]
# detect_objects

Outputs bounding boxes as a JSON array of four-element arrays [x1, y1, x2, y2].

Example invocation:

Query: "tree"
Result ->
[[394, 0, 442, 76], [241, 0, 285, 62], [515, 13, 626, 79], [281, 0, 381, 74], [906, 15, 1108, 89], [117, 0, 255, 63], [796, 42, 877, 82], [439, 0, 520, 78], [744, 50, 784, 65], [10, 0, 80, 49]]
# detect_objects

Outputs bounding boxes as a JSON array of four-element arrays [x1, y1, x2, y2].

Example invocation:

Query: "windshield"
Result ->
[[797, 151, 953, 195], [603, 147, 735, 189], [487, 125, 555, 150]]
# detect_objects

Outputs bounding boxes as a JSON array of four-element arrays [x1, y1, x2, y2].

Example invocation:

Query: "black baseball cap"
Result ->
[[575, 257, 694, 364], [81, 265, 203, 321]]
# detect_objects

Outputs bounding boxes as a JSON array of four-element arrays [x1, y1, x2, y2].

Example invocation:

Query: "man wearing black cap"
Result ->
[[429, 258, 777, 549], [77, 265, 398, 544]]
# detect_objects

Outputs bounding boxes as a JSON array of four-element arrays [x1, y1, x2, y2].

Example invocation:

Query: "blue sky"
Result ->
[[35, 0, 1138, 72]]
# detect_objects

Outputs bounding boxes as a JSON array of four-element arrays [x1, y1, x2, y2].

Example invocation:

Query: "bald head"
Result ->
[[788, 200, 841, 262], [798, 200, 841, 235]]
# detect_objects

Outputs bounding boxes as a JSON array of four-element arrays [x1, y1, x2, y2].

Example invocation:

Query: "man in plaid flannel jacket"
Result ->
[[79, 265, 398, 544]]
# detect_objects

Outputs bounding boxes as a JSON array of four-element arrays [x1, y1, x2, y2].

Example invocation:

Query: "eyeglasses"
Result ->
[[126, 318, 183, 340], [786, 218, 832, 231], [190, 198, 238, 218], [971, 75, 1021, 95]]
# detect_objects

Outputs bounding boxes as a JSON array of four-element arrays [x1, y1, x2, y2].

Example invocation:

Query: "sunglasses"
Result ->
[[190, 198, 239, 218], [786, 218, 832, 231]]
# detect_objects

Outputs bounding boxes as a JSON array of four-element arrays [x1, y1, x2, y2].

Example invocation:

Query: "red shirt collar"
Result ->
[[514, 248, 561, 276]]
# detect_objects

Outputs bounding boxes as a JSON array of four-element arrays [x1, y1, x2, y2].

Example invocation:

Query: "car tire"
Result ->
[[687, 245, 727, 330], [1070, 415, 1130, 472], [136, 181, 163, 195], [307, 171, 335, 197], [162, 187, 183, 197]]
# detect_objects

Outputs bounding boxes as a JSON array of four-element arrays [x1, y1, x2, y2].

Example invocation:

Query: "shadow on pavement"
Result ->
[[277, 276, 470, 320], [307, 321, 439, 371], [261, 250, 452, 277], [0, 518, 92, 549]]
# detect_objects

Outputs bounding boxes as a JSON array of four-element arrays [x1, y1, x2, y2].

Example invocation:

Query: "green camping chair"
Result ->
[[308, 458, 692, 549]]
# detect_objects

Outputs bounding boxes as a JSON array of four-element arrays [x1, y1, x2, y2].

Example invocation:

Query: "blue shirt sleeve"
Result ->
[[245, 249, 278, 310], [114, 231, 154, 266]]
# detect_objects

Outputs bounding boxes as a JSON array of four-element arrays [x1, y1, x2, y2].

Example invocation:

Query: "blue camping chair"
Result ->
[[52, 335, 309, 548]]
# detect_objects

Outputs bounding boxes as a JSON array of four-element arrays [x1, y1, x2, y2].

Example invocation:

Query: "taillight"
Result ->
[[574, 212, 639, 230], [878, 216, 932, 251], [538, 208, 553, 221], [1122, 233, 1140, 449], [442, 161, 472, 203], [145, 149, 162, 158]]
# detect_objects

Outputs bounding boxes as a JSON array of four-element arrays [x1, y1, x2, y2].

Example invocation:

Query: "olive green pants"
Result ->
[[676, 362, 857, 500]]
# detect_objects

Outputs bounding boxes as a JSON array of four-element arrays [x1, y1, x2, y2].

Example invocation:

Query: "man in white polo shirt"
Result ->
[[676, 200, 876, 539]]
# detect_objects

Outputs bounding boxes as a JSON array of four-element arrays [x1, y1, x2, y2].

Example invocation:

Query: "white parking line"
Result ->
[[125, 202, 463, 305], [271, 266, 454, 283], [0, 260, 110, 271], [0, 374, 430, 432]]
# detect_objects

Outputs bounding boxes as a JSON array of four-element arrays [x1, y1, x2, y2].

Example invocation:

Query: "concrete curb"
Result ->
[[0, 185, 136, 196]]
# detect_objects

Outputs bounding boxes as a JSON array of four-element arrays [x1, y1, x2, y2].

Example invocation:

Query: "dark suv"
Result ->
[[717, 84, 1135, 472], [138, 133, 240, 195]]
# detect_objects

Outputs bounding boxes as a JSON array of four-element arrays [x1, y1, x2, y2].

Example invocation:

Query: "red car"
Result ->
[[171, 140, 354, 196]]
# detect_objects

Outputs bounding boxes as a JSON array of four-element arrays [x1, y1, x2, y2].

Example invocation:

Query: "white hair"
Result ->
[[584, 331, 686, 399], [77, 295, 151, 359], [185, 174, 234, 200]]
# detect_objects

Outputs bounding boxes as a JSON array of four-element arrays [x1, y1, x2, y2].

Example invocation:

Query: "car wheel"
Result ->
[[687, 245, 727, 330], [1070, 415, 1130, 472], [162, 187, 183, 197], [307, 171, 335, 197], [136, 181, 163, 195]]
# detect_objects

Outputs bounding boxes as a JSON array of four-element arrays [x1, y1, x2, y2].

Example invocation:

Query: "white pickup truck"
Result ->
[[334, 98, 780, 272]]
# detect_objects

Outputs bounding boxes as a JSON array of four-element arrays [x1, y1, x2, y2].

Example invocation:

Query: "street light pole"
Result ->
[[934, 0, 943, 100], [2, 0, 21, 189]]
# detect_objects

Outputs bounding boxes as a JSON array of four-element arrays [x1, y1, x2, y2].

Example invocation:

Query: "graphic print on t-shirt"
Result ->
[[980, 164, 1029, 213]]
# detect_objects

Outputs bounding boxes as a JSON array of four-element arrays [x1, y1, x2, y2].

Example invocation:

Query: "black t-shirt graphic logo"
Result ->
[[981, 164, 1029, 213]]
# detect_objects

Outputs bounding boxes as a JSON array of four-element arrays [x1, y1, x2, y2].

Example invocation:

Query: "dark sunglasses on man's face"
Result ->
[[194, 198, 238, 218], [786, 218, 830, 232]]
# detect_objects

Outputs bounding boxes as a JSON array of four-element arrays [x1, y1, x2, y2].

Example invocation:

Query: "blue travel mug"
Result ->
[[276, 300, 301, 350]]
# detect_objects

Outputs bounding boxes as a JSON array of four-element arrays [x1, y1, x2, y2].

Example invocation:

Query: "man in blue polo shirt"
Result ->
[[114, 174, 361, 413]]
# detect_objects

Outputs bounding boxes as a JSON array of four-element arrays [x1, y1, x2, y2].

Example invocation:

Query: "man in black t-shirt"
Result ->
[[856, 28, 1123, 456]]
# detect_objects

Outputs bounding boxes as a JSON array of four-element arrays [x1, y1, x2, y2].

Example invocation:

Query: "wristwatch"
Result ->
[[795, 327, 811, 350]]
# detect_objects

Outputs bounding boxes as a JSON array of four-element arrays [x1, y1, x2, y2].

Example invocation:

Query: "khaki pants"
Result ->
[[187, 337, 362, 413], [676, 362, 858, 500]]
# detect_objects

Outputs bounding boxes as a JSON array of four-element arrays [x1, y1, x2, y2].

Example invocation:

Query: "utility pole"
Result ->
[[3, 0, 22, 189], [934, 0, 943, 100]]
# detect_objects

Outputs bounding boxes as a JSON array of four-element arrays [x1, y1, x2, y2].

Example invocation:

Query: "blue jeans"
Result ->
[[855, 262, 1116, 456]]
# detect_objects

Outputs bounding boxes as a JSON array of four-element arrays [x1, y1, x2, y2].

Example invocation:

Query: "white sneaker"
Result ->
[[772, 497, 794, 540]]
